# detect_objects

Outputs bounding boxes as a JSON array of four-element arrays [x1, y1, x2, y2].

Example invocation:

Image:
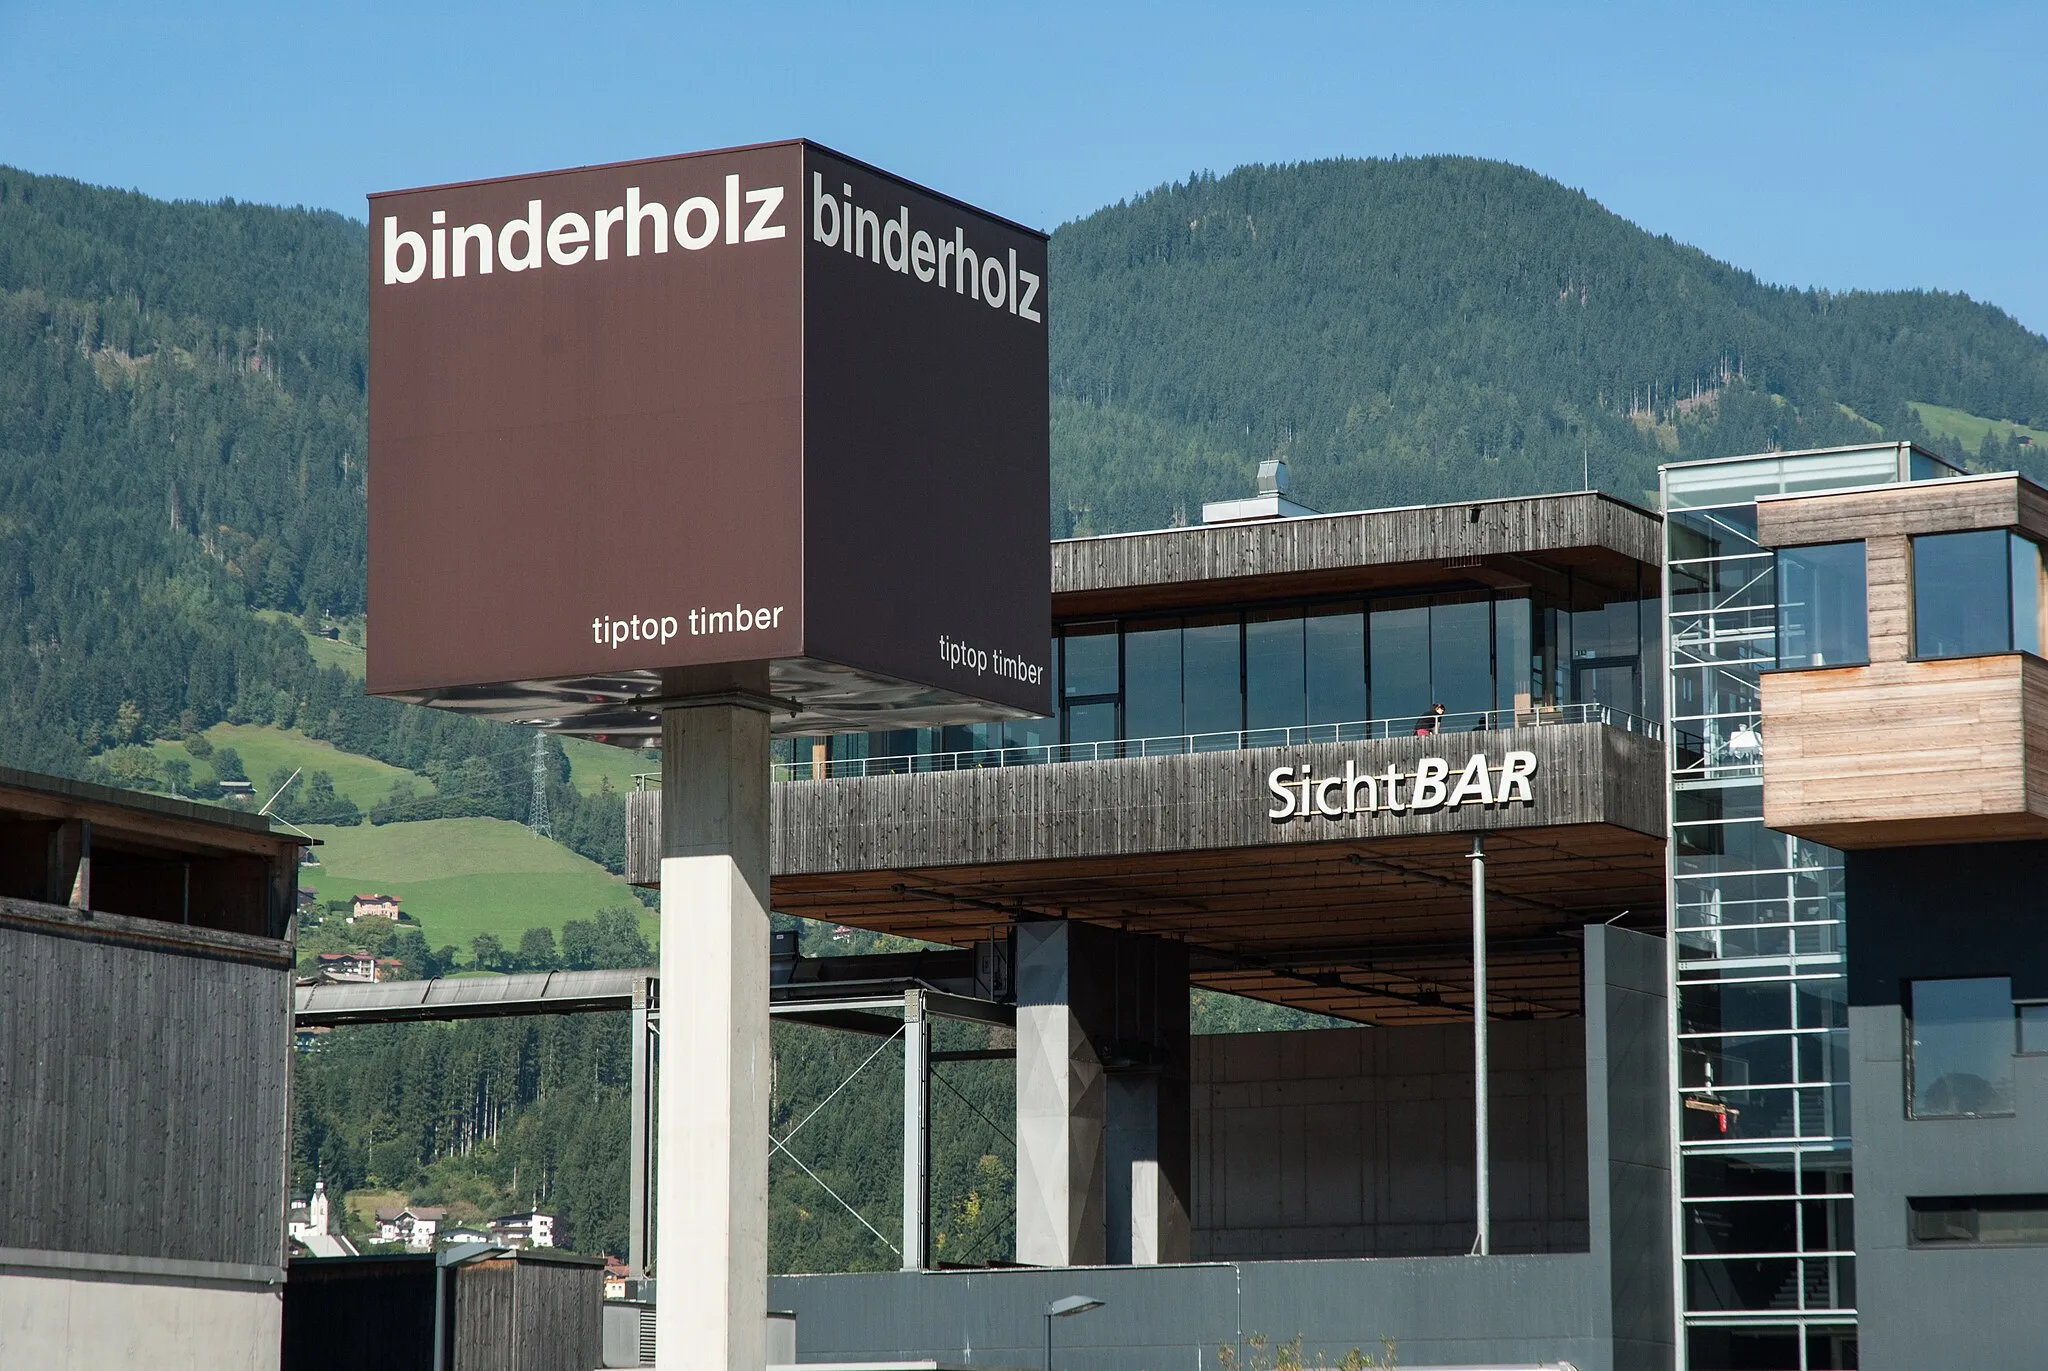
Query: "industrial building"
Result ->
[[0, 767, 303, 1370], [614, 441, 2048, 1371]]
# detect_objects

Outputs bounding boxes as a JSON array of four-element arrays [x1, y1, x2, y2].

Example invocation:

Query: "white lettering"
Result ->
[[626, 186, 667, 256], [811, 173, 839, 247], [675, 196, 719, 251], [383, 217, 425, 285], [911, 230, 936, 282], [546, 211, 589, 266], [1411, 757, 1450, 810], [1447, 753, 1494, 806], [498, 200, 542, 272], [1314, 774, 1344, 818], [451, 222, 493, 276], [1268, 766, 1299, 821], [1498, 750, 1537, 804], [744, 185, 786, 241], [1017, 266, 1042, 322]]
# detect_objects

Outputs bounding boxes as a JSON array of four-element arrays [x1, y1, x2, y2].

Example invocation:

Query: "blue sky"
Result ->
[[3, 2, 2044, 334]]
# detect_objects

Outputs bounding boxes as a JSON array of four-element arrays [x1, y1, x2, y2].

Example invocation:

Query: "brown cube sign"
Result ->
[[366, 140, 1050, 736]]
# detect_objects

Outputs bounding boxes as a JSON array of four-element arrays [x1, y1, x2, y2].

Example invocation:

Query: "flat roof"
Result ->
[[1051, 489, 1661, 618]]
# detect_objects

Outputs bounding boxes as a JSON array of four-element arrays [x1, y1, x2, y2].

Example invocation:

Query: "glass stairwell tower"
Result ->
[[1662, 444, 1958, 1371]]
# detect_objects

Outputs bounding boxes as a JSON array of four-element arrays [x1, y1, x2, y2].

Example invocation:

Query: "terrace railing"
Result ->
[[632, 701, 1658, 787]]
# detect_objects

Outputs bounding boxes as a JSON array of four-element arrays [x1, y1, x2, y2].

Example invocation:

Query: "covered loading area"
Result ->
[[628, 718, 1667, 1270]]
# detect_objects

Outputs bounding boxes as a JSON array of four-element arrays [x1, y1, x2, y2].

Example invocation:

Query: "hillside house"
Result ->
[[374, 1206, 445, 1251], [348, 893, 401, 922], [488, 1211, 558, 1249]]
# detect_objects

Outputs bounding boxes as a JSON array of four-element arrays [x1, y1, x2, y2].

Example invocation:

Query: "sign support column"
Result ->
[[657, 697, 772, 1371], [1472, 835, 1490, 1257]]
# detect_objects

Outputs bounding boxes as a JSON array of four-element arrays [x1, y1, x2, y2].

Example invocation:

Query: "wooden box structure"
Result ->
[[1757, 472, 2048, 847]]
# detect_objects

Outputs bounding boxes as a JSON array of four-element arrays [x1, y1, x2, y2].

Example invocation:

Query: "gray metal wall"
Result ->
[[1191, 1020, 1587, 1258], [1844, 845, 2048, 1370], [0, 896, 292, 1276], [1848, 1005, 2048, 1371]]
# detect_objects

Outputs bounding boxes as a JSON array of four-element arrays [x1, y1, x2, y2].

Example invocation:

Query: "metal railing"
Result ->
[[644, 701, 1659, 785]]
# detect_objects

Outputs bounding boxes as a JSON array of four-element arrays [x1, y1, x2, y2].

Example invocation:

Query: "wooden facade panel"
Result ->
[[628, 723, 1663, 883], [1761, 655, 2045, 843], [0, 897, 290, 1270], [1757, 475, 2023, 547]]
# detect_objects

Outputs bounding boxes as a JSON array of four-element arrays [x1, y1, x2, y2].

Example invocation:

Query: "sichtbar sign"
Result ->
[[1267, 749, 1539, 821], [367, 141, 1050, 736]]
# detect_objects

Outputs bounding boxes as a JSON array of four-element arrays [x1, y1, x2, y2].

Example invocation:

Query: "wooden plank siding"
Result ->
[[1758, 472, 2048, 847], [0, 895, 292, 1274], [1051, 491, 1661, 618], [628, 722, 1663, 884]]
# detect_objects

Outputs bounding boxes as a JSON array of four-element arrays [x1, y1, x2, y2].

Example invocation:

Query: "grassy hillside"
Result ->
[[560, 736, 650, 798], [1910, 400, 2048, 456], [149, 722, 425, 809], [302, 816, 652, 952]]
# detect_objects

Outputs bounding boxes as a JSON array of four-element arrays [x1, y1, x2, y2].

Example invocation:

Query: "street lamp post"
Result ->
[[1044, 1295, 1106, 1371]]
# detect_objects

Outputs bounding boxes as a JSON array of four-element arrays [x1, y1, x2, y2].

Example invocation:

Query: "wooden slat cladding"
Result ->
[[1757, 472, 2048, 547], [1758, 472, 2048, 847], [775, 723, 1661, 874], [0, 896, 291, 1272], [1050, 491, 1661, 615], [625, 723, 1663, 884], [1763, 655, 2048, 847]]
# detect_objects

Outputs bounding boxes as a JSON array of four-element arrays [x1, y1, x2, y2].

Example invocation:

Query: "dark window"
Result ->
[[1064, 701, 1116, 745], [1303, 604, 1365, 727], [1431, 598, 1493, 718], [1777, 542, 1868, 669], [1908, 1194, 2048, 1246], [1182, 614, 1242, 737], [1244, 609, 1305, 733], [1123, 619, 1183, 741], [1494, 597, 1533, 712], [1911, 531, 2045, 659], [1062, 621, 1118, 699], [2018, 1002, 2048, 1055], [1907, 977, 2015, 1118], [1370, 602, 1430, 729]]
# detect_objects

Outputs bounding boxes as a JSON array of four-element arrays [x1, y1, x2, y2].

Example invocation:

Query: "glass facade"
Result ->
[[1775, 544, 1868, 670], [1662, 450, 1941, 1370], [1910, 530, 2048, 659]]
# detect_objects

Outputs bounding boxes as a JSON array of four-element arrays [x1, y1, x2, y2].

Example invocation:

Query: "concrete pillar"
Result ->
[[1015, 921, 1189, 1268], [629, 974, 654, 1281], [902, 989, 930, 1270], [1015, 920, 1107, 1267], [657, 700, 771, 1371]]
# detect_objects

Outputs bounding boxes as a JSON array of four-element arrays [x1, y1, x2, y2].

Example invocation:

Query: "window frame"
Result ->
[[1770, 540, 1870, 672], [1905, 975, 2019, 1120], [1908, 529, 2048, 663]]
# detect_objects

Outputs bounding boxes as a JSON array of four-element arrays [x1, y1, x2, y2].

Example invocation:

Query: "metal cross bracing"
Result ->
[[292, 970, 1016, 1279]]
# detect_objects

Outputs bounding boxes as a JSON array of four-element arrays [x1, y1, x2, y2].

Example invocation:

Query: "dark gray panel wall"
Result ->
[[1191, 1021, 1587, 1258], [770, 1258, 1614, 1371], [1850, 1006, 2048, 1371], [0, 897, 291, 1272], [1844, 843, 2048, 1370], [1584, 925, 1673, 1371]]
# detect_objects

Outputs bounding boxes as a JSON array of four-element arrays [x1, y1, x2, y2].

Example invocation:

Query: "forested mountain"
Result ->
[[1049, 156, 2048, 532], [9, 153, 2048, 1266]]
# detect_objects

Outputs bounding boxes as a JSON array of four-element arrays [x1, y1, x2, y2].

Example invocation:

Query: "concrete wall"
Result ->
[[1191, 1021, 1588, 1259], [0, 1268, 281, 1371]]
